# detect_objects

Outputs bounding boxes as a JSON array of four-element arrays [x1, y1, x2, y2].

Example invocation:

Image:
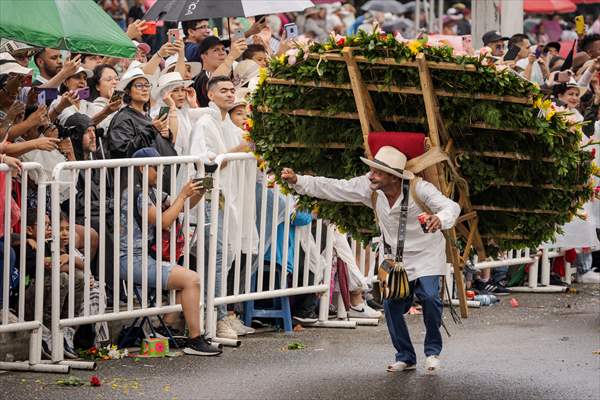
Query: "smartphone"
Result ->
[[76, 87, 90, 101], [284, 23, 298, 39], [193, 176, 213, 190], [555, 70, 572, 83], [168, 28, 180, 44], [575, 15, 586, 36], [36, 87, 58, 103], [37, 90, 46, 107], [110, 90, 124, 103], [503, 45, 520, 61], [232, 27, 245, 41], [158, 106, 170, 119]]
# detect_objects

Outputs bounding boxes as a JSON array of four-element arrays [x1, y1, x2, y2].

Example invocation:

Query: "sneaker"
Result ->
[[293, 310, 318, 324], [347, 302, 382, 319], [216, 319, 238, 340], [226, 315, 256, 336], [63, 327, 78, 359], [153, 325, 186, 339], [366, 298, 384, 311], [473, 279, 510, 296], [183, 336, 223, 356], [387, 361, 416, 372], [425, 355, 440, 372], [578, 270, 600, 284]]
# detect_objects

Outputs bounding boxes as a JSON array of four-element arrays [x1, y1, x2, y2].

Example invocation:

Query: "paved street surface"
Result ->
[[1, 284, 599, 400]]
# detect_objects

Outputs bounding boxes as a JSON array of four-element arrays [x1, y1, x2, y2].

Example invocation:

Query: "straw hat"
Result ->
[[229, 87, 249, 111], [66, 66, 92, 79], [151, 71, 192, 100], [0, 52, 32, 75], [233, 59, 260, 89], [117, 67, 151, 91], [565, 78, 588, 97], [360, 146, 414, 180], [162, 55, 202, 79]]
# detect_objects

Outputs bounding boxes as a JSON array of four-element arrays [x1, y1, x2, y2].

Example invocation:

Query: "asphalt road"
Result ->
[[1, 284, 599, 400]]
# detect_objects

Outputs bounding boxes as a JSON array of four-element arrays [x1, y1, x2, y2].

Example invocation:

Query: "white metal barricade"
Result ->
[[49, 155, 209, 367], [204, 153, 355, 340], [0, 163, 68, 373]]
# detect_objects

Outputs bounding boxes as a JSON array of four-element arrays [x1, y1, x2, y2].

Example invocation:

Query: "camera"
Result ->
[[57, 125, 77, 139]]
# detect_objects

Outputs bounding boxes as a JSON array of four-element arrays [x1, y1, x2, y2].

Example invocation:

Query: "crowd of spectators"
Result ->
[[0, 1, 599, 359]]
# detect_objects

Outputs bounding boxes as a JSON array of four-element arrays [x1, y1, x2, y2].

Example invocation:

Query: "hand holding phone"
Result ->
[[503, 45, 520, 62], [158, 106, 170, 119], [110, 90, 124, 103], [284, 23, 298, 39], [575, 15, 586, 37], [193, 176, 213, 190], [76, 87, 90, 101], [168, 28, 180, 44]]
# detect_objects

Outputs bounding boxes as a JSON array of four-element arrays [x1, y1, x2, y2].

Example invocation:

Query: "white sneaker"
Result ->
[[578, 270, 600, 284], [425, 355, 440, 372], [216, 319, 238, 340], [347, 302, 382, 319], [226, 315, 256, 336], [387, 361, 416, 372]]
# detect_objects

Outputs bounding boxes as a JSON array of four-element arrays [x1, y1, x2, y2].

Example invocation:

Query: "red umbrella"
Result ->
[[571, 0, 600, 4], [524, 0, 577, 14]]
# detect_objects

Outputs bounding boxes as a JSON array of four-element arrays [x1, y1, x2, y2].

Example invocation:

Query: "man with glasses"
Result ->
[[510, 33, 548, 85], [481, 31, 508, 58], [183, 19, 213, 63]]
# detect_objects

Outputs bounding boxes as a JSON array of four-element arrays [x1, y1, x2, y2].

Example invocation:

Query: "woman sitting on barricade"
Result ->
[[118, 147, 222, 356]]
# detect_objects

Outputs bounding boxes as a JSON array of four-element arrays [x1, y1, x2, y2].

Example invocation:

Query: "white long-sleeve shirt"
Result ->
[[293, 174, 461, 281]]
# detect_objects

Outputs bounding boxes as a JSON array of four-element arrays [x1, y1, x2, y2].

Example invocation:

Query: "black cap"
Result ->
[[198, 36, 224, 56], [482, 30, 509, 45], [542, 42, 561, 54]]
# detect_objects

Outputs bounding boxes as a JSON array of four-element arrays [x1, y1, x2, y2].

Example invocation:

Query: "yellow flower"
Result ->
[[407, 40, 422, 55], [592, 162, 600, 177], [545, 109, 556, 121], [257, 67, 268, 86], [247, 118, 254, 129], [277, 54, 286, 64], [324, 44, 332, 51], [533, 98, 542, 109]]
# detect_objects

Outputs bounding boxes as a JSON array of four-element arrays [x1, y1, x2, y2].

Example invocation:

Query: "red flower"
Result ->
[[379, 33, 388, 41], [89, 347, 97, 355], [336, 37, 345, 46], [243, 121, 251, 131], [592, 148, 596, 158], [89, 376, 101, 386], [594, 186, 600, 194]]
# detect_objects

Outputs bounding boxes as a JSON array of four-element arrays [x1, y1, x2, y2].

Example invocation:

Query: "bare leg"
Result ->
[[162, 291, 183, 326], [166, 266, 201, 338], [350, 290, 363, 307]]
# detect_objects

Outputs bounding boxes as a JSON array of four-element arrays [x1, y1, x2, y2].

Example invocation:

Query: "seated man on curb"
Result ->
[[280, 146, 460, 373]]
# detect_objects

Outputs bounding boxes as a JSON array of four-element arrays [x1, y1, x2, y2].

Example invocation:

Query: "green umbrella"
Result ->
[[0, 0, 136, 58]]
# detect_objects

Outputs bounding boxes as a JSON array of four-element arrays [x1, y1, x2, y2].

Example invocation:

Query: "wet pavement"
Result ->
[[1, 284, 599, 400]]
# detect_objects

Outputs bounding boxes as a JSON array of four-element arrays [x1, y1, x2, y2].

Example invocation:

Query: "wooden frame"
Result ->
[[259, 49, 540, 318]]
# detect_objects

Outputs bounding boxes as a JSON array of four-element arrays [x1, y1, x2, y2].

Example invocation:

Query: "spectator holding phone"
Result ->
[[182, 19, 213, 63], [509, 34, 548, 85], [119, 147, 222, 356], [86, 64, 123, 134], [48, 66, 92, 124]]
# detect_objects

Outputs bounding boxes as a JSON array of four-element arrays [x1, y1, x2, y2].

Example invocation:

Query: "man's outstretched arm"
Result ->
[[281, 168, 372, 207]]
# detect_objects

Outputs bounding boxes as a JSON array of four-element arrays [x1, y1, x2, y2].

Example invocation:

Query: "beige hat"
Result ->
[[117, 67, 151, 91], [67, 66, 92, 79], [163, 55, 202, 79], [233, 59, 260, 89], [565, 78, 588, 97], [151, 71, 192, 100], [229, 87, 249, 111], [360, 146, 415, 180], [0, 52, 32, 75]]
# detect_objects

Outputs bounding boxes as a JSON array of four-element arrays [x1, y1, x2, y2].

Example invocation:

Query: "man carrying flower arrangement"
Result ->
[[281, 145, 460, 373]]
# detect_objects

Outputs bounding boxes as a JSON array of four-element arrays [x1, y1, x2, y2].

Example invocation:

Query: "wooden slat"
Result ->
[[274, 142, 348, 149], [256, 106, 424, 124], [468, 122, 537, 134], [307, 53, 478, 71], [458, 150, 555, 162], [472, 205, 560, 214], [265, 78, 532, 105]]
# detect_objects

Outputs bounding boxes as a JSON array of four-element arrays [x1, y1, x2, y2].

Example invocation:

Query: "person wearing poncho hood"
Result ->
[[281, 145, 460, 373]]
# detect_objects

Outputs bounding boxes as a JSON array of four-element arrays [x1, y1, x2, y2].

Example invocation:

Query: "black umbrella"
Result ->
[[144, 0, 315, 21]]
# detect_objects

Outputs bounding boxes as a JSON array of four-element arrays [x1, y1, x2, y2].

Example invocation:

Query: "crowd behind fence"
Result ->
[[0, 155, 575, 372]]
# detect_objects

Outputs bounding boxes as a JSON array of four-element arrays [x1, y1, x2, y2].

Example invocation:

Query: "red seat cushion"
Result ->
[[368, 132, 426, 160]]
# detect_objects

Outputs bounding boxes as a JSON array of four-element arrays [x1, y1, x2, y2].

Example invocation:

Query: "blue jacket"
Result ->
[[264, 211, 312, 273]]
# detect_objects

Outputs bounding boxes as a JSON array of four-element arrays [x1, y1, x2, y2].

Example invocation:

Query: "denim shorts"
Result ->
[[119, 255, 174, 289]]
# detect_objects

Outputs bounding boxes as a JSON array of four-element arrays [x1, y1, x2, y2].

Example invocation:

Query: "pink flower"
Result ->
[[155, 342, 165, 353], [478, 46, 492, 57]]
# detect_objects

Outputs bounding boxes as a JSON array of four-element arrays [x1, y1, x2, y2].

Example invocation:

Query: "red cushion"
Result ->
[[368, 132, 426, 160]]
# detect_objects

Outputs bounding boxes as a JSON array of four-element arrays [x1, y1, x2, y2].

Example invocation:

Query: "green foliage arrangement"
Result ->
[[248, 31, 597, 252]]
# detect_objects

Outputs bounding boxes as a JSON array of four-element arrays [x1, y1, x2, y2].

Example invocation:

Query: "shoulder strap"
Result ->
[[395, 180, 411, 262]]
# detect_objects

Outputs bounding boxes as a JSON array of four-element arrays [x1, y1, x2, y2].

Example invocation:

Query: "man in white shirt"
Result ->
[[281, 146, 461, 373]]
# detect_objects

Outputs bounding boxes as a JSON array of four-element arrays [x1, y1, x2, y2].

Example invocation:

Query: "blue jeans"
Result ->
[[0, 238, 17, 306], [383, 275, 443, 364], [204, 202, 226, 320]]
